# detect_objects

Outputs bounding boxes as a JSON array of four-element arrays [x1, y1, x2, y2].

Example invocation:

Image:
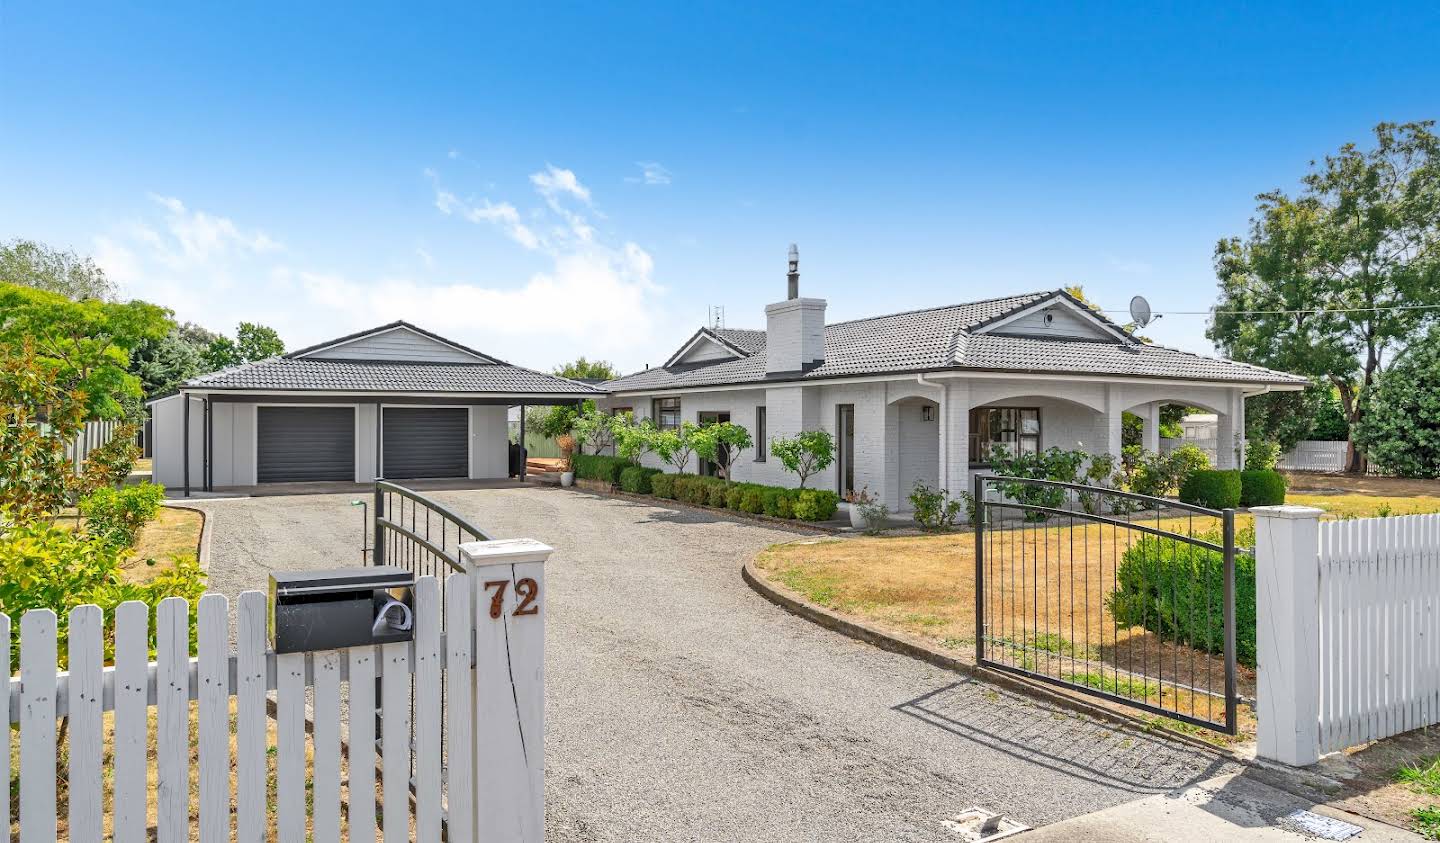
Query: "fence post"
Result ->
[[459, 537, 551, 843], [1253, 505, 1324, 766]]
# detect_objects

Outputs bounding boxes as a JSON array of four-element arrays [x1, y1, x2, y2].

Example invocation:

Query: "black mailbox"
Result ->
[[269, 566, 416, 653]]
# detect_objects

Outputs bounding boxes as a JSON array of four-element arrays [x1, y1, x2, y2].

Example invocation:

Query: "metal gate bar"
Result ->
[[973, 474, 1238, 734]]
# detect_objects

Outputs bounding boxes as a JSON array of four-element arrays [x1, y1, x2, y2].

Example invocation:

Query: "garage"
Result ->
[[257, 406, 356, 483], [382, 406, 469, 479]]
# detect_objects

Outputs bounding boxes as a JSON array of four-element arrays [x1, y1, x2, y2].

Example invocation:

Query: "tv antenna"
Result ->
[[709, 305, 725, 329]]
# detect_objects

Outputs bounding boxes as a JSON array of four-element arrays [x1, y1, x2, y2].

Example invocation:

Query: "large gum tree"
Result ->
[[1208, 121, 1440, 472]]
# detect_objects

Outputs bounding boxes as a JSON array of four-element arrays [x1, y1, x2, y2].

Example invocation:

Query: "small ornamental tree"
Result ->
[[651, 420, 699, 473], [570, 406, 615, 456], [612, 416, 657, 464], [1353, 330, 1440, 478], [693, 422, 752, 482], [770, 430, 835, 488]]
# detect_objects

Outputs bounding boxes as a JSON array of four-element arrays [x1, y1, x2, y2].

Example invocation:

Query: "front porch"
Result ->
[[859, 378, 1250, 513]]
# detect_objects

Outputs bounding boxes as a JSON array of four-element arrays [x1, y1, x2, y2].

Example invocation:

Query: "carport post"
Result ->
[[518, 403, 526, 481], [182, 392, 190, 497]]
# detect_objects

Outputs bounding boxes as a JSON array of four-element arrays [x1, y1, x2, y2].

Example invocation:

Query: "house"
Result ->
[[149, 321, 601, 494], [599, 249, 1309, 511]]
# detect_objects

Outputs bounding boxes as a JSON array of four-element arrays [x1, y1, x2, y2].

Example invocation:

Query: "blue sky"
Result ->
[[3, 2, 1438, 374]]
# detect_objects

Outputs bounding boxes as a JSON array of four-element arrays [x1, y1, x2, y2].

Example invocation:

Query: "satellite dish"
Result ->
[[1129, 295, 1153, 328]]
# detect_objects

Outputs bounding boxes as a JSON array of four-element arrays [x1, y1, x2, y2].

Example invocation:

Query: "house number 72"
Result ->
[[483, 578, 540, 619]]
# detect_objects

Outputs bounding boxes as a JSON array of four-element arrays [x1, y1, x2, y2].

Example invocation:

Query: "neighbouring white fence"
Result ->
[[3, 539, 548, 842], [1256, 508, 1440, 765], [1278, 440, 1348, 473], [66, 419, 121, 469]]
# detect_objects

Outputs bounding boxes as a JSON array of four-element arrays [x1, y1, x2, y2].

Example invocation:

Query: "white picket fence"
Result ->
[[1278, 440, 1348, 473], [3, 539, 548, 842], [66, 419, 122, 469], [1316, 514, 1440, 755], [1256, 508, 1440, 765]]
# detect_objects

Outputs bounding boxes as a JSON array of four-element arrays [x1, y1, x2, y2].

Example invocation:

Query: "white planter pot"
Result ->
[[849, 503, 867, 529], [560, 471, 575, 487]]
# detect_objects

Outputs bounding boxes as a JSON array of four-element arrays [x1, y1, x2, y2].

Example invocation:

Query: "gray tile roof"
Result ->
[[712, 328, 767, 355], [186, 357, 602, 395], [606, 290, 1308, 392]]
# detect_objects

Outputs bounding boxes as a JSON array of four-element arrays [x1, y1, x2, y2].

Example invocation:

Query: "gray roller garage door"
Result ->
[[257, 406, 355, 483], [383, 407, 468, 479]]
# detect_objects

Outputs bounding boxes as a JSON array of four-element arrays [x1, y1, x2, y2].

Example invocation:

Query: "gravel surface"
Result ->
[[191, 485, 1237, 842]]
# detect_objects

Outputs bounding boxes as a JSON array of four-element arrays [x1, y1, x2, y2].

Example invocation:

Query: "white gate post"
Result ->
[[1253, 505, 1324, 766], [460, 538, 552, 843]]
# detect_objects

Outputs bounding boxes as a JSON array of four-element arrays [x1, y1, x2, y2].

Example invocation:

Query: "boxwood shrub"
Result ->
[[650, 472, 678, 499], [761, 487, 799, 519], [573, 454, 632, 484], [793, 489, 840, 521], [1239, 470, 1287, 507], [619, 465, 663, 495], [737, 486, 765, 514], [1178, 469, 1241, 510], [1109, 530, 1258, 667]]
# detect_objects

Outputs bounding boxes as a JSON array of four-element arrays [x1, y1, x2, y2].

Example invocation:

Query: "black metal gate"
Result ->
[[973, 474, 1239, 734]]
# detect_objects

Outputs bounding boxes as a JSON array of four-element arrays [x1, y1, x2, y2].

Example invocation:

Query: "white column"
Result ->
[[460, 538, 552, 843], [944, 380, 970, 499], [1142, 402, 1161, 453], [1102, 384, 1125, 458], [1253, 505, 1323, 766]]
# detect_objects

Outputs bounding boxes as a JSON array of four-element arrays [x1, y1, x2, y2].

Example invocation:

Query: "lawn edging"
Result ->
[[161, 502, 211, 568], [741, 554, 1241, 758]]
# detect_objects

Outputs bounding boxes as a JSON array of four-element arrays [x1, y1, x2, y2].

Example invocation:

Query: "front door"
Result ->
[[698, 411, 730, 476], [836, 404, 855, 496]]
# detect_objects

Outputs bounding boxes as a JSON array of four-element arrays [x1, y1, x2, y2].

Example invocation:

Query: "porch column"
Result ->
[[1142, 402, 1161, 454], [1216, 389, 1244, 469], [1102, 384, 1125, 459], [942, 380, 969, 497]]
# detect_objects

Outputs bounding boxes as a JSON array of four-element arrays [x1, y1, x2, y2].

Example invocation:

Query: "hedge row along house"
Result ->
[[151, 250, 1308, 510]]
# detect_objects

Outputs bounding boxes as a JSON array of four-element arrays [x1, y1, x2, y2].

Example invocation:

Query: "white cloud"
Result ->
[[95, 171, 666, 371], [528, 165, 591, 204], [626, 161, 672, 185]]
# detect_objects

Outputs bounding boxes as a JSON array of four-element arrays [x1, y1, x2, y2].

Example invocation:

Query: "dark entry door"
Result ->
[[383, 407, 468, 479], [836, 404, 855, 496], [257, 406, 356, 483], [698, 411, 731, 477]]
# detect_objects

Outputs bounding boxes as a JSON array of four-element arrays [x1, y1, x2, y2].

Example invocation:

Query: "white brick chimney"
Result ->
[[765, 244, 826, 374]]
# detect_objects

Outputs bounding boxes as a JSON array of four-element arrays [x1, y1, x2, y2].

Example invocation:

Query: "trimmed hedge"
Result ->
[[573, 454, 632, 484], [619, 465, 663, 495], [577, 464, 841, 524], [1240, 470, 1287, 507], [1178, 469, 1241, 510], [1109, 531, 1258, 667]]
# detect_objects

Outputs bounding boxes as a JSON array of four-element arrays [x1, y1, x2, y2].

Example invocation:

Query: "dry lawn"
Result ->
[[123, 506, 204, 581], [755, 515, 1257, 742], [1284, 472, 1440, 519]]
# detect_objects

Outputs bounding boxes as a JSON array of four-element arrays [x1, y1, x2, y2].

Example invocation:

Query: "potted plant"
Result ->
[[556, 434, 576, 487], [844, 486, 887, 532]]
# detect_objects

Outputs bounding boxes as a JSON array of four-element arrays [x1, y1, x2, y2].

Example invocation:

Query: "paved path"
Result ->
[[191, 485, 1237, 842]]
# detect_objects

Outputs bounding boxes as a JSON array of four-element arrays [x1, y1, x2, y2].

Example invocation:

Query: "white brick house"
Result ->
[[600, 251, 1308, 512]]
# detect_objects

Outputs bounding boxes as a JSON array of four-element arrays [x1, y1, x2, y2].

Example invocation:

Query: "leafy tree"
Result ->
[[692, 422, 752, 482], [1208, 121, 1440, 472], [1244, 384, 1352, 452], [0, 281, 172, 419], [0, 340, 87, 521], [553, 357, 619, 381], [612, 416, 657, 464], [0, 238, 117, 301], [770, 430, 835, 488], [1352, 328, 1440, 478], [1121, 404, 1195, 448], [202, 321, 285, 370], [570, 406, 616, 455], [651, 420, 700, 473]]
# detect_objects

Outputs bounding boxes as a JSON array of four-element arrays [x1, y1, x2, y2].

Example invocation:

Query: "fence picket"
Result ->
[[67, 605, 105, 841], [156, 597, 190, 841], [348, 646, 379, 842], [276, 652, 307, 842], [0, 613, 9, 837], [198, 594, 231, 842], [381, 641, 412, 843], [414, 577, 443, 841], [313, 651, 342, 843], [113, 601, 149, 843], [19, 609, 57, 843], [445, 575, 476, 843], [235, 591, 267, 843]]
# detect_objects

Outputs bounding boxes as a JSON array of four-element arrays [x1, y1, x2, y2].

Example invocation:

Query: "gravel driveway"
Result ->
[[189, 485, 1236, 842]]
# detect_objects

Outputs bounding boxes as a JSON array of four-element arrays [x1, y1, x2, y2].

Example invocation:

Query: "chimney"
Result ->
[[765, 244, 826, 373]]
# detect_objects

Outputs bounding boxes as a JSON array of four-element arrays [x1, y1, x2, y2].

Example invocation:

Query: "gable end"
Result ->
[[292, 323, 498, 364]]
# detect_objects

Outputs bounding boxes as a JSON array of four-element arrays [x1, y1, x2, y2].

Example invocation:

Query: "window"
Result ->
[[754, 406, 767, 461], [969, 407, 1040, 464], [653, 397, 681, 431]]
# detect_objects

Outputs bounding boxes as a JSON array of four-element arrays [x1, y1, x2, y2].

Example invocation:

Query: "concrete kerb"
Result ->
[[740, 555, 1246, 760], [161, 501, 212, 568]]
